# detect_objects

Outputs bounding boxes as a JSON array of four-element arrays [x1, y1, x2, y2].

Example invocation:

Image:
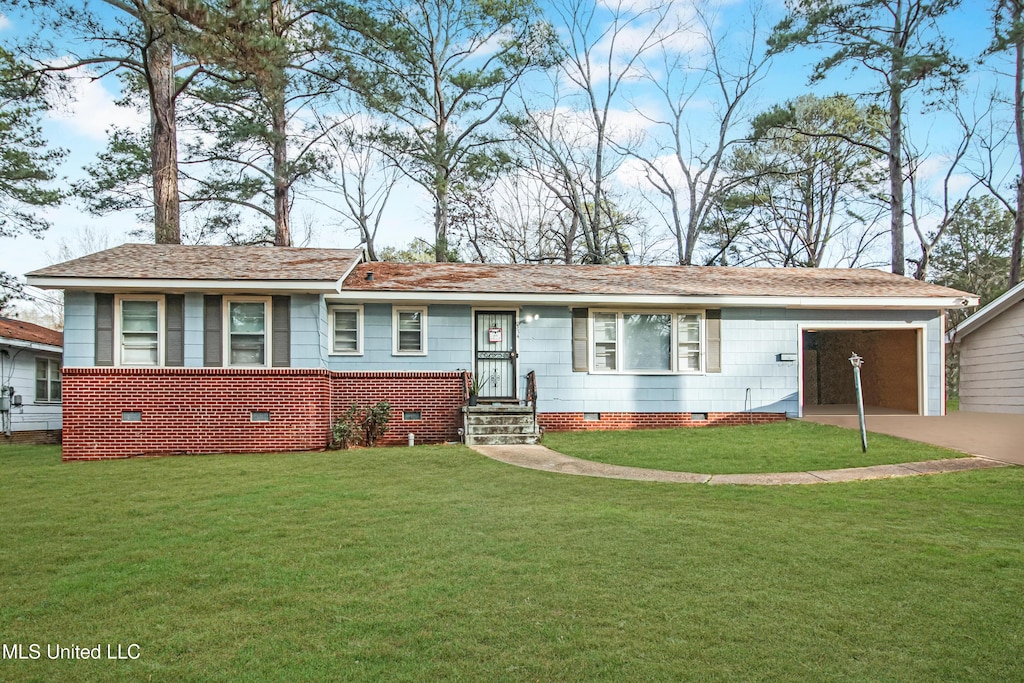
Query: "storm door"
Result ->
[[474, 311, 517, 399]]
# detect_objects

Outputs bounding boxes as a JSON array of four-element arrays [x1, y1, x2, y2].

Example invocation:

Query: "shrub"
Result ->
[[363, 401, 391, 447], [328, 401, 392, 449], [329, 405, 360, 450]]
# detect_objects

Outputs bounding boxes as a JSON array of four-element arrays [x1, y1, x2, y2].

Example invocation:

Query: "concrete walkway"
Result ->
[[802, 411, 1024, 466], [471, 444, 1008, 485]]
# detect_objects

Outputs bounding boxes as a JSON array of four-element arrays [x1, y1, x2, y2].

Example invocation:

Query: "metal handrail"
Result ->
[[525, 370, 538, 424]]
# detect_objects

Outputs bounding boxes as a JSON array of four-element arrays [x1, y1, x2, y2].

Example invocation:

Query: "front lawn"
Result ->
[[543, 421, 965, 474], [2, 444, 1022, 682]]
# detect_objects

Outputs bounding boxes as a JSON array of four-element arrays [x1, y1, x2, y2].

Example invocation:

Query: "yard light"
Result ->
[[849, 352, 867, 453]]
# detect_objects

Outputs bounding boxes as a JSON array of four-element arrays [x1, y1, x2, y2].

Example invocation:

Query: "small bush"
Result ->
[[328, 401, 392, 449], [363, 401, 391, 447], [329, 405, 360, 449]]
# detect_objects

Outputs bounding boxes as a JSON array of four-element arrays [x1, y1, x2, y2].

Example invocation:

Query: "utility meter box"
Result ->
[[0, 395, 9, 412]]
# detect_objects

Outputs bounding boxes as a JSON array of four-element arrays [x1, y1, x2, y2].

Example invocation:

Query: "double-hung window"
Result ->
[[35, 358, 61, 402], [330, 305, 363, 355], [118, 296, 162, 366], [225, 297, 271, 367], [591, 311, 704, 374], [393, 307, 427, 355]]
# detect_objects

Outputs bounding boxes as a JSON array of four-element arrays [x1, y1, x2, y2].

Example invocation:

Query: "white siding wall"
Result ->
[[1, 344, 62, 433], [959, 300, 1024, 413]]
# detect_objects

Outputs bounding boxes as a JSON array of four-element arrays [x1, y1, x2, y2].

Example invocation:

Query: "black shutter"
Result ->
[[706, 309, 722, 373], [571, 308, 589, 372], [272, 296, 290, 367], [204, 295, 223, 367], [165, 294, 185, 367], [95, 293, 114, 366]]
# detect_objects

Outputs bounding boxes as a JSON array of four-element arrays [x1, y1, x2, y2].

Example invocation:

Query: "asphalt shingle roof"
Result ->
[[26, 244, 974, 300], [343, 262, 972, 299], [27, 244, 363, 281], [0, 317, 62, 348]]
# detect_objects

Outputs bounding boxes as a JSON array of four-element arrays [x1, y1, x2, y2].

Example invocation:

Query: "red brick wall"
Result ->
[[1, 429, 62, 446], [331, 371, 467, 445], [538, 412, 787, 432], [62, 368, 468, 461]]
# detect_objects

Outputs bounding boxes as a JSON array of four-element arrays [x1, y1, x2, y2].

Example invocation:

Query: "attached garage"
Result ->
[[801, 327, 924, 416]]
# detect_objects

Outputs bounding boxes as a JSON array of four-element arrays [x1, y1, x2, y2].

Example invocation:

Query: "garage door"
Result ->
[[802, 328, 920, 415]]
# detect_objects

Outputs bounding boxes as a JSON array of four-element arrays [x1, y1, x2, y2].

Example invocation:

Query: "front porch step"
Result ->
[[462, 405, 539, 446], [468, 423, 539, 436], [465, 414, 537, 427], [465, 433, 540, 446]]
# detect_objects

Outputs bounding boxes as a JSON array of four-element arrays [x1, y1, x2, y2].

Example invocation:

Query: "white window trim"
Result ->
[[589, 309, 706, 375], [35, 357, 61, 404], [328, 304, 364, 356], [392, 306, 428, 356], [223, 296, 273, 368], [114, 294, 165, 367]]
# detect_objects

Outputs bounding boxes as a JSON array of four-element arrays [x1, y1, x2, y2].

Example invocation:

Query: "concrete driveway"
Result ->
[[803, 411, 1024, 465]]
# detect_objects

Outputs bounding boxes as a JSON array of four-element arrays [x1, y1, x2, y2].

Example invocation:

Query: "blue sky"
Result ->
[[0, 0, 1008, 294]]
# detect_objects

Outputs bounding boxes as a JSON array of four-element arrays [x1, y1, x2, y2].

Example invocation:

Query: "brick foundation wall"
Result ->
[[331, 372, 466, 446], [538, 412, 787, 432], [62, 368, 468, 461], [1, 429, 62, 446]]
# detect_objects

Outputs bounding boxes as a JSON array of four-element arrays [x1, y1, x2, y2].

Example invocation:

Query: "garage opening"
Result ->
[[802, 328, 920, 416]]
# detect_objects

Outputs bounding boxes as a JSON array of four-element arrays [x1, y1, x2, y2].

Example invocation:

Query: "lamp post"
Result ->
[[849, 352, 867, 453]]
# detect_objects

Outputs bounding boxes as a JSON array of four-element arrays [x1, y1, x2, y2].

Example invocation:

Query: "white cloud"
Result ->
[[44, 61, 147, 141], [0, 14, 12, 31]]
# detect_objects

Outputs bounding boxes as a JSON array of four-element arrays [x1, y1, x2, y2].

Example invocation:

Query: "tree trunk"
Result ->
[[148, 28, 180, 244], [434, 171, 449, 262], [889, 56, 906, 276], [271, 85, 290, 247], [1011, 4, 1024, 287]]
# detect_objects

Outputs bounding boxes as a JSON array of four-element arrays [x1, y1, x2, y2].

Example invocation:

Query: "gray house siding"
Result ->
[[959, 299, 1024, 414], [326, 303, 473, 372], [57, 290, 943, 416], [63, 291, 95, 367], [519, 306, 942, 417], [291, 294, 326, 368]]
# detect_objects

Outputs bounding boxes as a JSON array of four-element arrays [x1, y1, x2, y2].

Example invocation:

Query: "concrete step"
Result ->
[[464, 405, 533, 414], [468, 424, 540, 436], [465, 414, 537, 427], [465, 433, 540, 446]]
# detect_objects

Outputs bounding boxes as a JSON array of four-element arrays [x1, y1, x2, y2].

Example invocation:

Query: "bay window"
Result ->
[[591, 311, 704, 374]]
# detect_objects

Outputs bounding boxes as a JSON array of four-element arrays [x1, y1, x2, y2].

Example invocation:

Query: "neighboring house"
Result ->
[[27, 244, 975, 461], [953, 280, 1024, 414], [0, 317, 63, 445]]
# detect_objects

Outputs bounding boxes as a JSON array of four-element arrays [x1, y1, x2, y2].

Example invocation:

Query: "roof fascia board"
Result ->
[[334, 257, 362, 294], [27, 276, 976, 310], [954, 280, 1024, 338], [328, 290, 976, 309], [0, 338, 62, 353], [26, 277, 339, 293]]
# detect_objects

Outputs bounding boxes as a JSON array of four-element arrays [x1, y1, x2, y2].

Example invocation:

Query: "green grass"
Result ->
[[2, 444, 1022, 682], [542, 421, 965, 474], [947, 397, 960, 412]]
